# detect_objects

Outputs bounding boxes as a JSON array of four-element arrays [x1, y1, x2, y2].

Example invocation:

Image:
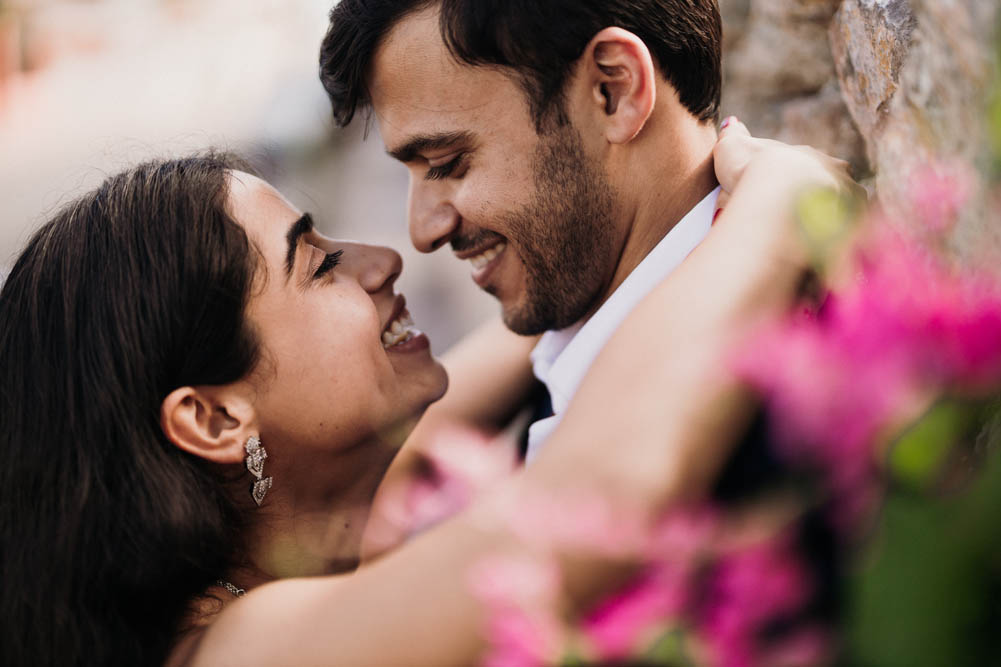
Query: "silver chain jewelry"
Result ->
[[216, 580, 246, 598]]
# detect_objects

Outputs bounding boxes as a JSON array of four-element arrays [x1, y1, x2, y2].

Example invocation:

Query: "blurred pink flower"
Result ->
[[906, 161, 976, 234], [581, 562, 690, 659], [735, 225, 1001, 518], [363, 426, 515, 558], [576, 508, 718, 660], [758, 626, 832, 667], [505, 489, 648, 557], [469, 555, 561, 608], [646, 507, 720, 561], [481, 609, 565, 667], [469, 555, 566, 667], [699, 538, 813, 667]]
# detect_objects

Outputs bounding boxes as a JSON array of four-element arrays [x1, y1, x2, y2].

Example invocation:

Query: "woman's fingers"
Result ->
[[714, 117, 864, 207], [713, 117, 746, 222], [713, 191, 730, 224], [719, 115, 749, 138], [713, 117, 756, 193]]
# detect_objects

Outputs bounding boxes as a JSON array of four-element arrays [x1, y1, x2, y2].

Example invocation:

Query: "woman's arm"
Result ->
[[188, 134, 850, 667]]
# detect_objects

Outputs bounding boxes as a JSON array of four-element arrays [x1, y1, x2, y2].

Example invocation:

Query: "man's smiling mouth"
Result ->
[[467, 241, 506, 270], [452, 232, 510, 288]]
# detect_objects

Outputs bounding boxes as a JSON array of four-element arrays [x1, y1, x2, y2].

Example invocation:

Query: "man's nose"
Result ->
[[408, 180, 461, 254]]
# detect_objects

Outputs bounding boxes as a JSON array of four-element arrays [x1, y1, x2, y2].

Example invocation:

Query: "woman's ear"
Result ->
[[576, 27, 657, 145], [160, 386, 255, 464]]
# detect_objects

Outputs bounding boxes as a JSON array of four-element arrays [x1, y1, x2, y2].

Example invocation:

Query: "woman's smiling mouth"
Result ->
[[382, 310, 417, 348], [381, 296, 430, 353]]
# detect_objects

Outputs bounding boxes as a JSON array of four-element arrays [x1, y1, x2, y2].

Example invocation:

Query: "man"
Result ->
[[320, 0, 724, 460]]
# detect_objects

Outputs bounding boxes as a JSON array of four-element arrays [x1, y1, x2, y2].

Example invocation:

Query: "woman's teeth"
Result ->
[[382, 313, 417, 348], [469, 242, 506, 270]]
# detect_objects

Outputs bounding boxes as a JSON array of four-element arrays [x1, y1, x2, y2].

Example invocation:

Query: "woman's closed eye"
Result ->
[[312, 249, 344, 281]]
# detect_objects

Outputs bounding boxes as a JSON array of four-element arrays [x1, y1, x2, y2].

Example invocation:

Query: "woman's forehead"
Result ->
[[225, 171, 302, 246]]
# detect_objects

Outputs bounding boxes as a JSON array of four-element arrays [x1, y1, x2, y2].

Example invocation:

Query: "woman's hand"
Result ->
[[712, 117, 863, 215]]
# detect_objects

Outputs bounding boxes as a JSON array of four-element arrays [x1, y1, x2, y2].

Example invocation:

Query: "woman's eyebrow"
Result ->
[[284, 213, 315, 278]]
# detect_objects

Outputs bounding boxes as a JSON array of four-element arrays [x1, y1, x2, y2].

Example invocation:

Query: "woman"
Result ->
[[0, 121, 850, 666]]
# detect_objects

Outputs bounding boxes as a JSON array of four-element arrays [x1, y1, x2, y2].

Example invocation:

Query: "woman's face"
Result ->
[[227, 171, 448, 453]]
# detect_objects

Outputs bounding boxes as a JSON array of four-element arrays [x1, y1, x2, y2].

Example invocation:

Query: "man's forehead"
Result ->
[[369, 7, 513, 132], [369, 7, 454, 106]]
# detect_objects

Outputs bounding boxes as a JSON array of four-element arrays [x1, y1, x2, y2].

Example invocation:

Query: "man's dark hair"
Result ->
[[320, 0, 722, 131]]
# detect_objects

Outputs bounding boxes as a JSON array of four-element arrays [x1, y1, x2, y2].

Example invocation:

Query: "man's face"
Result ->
[[369, 8, 620, 335]]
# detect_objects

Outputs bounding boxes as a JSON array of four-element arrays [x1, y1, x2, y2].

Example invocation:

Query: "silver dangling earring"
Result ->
[[244, 435, 272, 506]]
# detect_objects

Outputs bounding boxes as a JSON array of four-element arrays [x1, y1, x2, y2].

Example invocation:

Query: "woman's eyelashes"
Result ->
[[425, 153, 468, 181], [312, 249, 344, 281]]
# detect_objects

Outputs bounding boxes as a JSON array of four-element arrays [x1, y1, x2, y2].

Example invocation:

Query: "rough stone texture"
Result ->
[[720, 0, 869, 174], [829, 0, 916, 144], [832, 0, 998, 248], [722, 0, 998, 248]]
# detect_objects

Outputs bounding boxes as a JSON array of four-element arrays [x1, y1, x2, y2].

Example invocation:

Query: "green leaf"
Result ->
[[888, 400, 973, 490], [846, 404, 1001, 666], [990, 41, 1001, 176], [642, 627, 693, 666], [794, 187, 857, 271]]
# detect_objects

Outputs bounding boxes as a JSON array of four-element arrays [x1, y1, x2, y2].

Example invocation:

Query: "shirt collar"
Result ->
[[530, 186, 720, 416]]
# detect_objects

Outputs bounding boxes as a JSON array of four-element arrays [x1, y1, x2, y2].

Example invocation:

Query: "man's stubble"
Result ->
[[499, 125, 618, 336]]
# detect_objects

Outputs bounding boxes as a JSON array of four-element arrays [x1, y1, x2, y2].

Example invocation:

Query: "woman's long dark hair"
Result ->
[[0, 155, 262, 666]]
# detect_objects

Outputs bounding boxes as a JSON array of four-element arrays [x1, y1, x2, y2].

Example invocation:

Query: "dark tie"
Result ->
[[518, 380, 554, 462]]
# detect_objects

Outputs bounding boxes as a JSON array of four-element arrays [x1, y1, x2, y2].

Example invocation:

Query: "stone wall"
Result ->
[[720, 0, 998, 230], [720, 0, 868, 174]]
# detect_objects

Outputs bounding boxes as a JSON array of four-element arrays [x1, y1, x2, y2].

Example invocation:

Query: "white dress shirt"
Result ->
[[525, 187, 720, 462]]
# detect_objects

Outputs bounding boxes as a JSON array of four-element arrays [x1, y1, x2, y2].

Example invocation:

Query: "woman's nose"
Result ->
[[342, 241, 403, 294]]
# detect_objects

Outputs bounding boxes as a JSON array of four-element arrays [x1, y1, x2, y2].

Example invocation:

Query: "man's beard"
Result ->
[[499, 125, 617, 336]]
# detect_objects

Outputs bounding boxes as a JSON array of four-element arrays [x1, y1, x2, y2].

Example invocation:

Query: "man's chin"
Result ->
[[498, 283, 597, 336], [500, 300, 561, 337], [496, 300, 541, 336]]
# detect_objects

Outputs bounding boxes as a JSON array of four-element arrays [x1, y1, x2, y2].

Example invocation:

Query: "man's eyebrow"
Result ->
[[387, 131, 475, 163], [285, 213, 314, 278]]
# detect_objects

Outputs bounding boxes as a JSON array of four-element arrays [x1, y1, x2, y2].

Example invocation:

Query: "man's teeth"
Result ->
[[382, 313, 417, 348], [469, 242, 506, 270]]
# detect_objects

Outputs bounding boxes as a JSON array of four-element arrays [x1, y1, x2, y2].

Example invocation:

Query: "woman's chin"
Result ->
[[429, 365, 449, 404]]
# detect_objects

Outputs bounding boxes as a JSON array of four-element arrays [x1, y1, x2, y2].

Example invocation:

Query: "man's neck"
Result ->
[[596, 128, 718, 314]]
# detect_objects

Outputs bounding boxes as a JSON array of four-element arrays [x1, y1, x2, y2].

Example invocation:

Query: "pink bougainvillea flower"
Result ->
[[468, 555, 561, 608], [581, 561, 691, 660], [857, 227, 1001, 390], [469, 555, 567, 667], [576, 508, 720, 660], [905, 160, 976, 234], [481, 608, 566, 667], [362, 426, 515, 558], [757, 625, 832, 667], [645, 507, 721, 561], [699, 537, 813, 667], [735, 222, 1001, 522], [502, 489, 648, 557]]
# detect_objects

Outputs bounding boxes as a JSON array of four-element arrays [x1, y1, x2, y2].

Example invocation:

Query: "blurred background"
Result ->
[[1, 0, 996, 346], [0, 0, 494, 349]]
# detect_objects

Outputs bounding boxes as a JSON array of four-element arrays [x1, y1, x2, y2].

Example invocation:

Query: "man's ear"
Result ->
[[576, 27, 657, 144], [160, 385, 255, 464]]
